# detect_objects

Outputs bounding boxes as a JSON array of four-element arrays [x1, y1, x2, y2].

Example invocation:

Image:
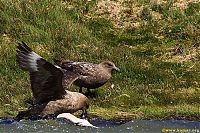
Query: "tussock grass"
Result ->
[[0, 0, 199, 119]]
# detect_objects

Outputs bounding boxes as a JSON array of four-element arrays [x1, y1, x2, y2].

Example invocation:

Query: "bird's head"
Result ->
[[100, 61, 120, 73]]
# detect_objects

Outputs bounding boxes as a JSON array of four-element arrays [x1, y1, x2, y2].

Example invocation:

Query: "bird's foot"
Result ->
[[80, 108, 90, 121]]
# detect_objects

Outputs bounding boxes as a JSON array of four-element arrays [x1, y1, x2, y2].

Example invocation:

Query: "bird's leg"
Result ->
[[86, 88, 97, 98], [79, 87, 83, 93], [80, 108, 88, 120], [87, 88, 91, 94]]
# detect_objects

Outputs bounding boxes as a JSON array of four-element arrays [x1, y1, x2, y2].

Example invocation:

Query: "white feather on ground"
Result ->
[[57, 113, 98, 128]]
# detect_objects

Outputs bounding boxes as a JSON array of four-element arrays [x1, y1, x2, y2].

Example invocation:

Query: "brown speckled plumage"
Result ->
[[15, 42, 89, 120], [54, 60, 120, 93]]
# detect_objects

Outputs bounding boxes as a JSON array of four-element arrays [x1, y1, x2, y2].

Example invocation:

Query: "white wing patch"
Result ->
[[28, 51, 42, 71], [54, 65, 62, 69], [71, 62, 80, 65]]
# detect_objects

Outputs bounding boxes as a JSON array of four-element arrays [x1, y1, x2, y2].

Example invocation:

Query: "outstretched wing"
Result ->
[[16, 42, 77, 103]]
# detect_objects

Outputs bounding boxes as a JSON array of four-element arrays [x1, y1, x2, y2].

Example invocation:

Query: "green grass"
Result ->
[[89, 104, 200, 120], [0, 0, 200, 120]]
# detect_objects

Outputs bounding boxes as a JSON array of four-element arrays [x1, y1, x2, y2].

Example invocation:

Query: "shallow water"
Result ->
[[0, 118, 199, 133]]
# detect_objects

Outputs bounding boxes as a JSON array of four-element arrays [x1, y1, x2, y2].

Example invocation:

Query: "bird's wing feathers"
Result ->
[[55, 61, 97, 76], [30, 59, 65, 103], [16, 42, 42, 72], [62, 70, 80, 89], [16, 42, 78, 103]]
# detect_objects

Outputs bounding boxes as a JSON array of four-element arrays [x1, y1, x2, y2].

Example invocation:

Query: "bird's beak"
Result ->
[[114, 67, 120, 72]]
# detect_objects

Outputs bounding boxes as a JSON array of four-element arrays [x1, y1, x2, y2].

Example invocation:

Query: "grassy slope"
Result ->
[[0, 0, 199, 120]]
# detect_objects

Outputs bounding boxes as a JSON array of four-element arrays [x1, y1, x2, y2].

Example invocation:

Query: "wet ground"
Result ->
[[0, 117, 199, 133]]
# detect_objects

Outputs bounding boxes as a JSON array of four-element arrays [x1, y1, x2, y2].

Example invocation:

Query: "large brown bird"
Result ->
[[54, 59, 120, 93], [15, 42, 89, 120]]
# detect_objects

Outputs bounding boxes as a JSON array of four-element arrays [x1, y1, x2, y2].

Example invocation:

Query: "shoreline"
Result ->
[[0, 114, 199, 122], [88, 104, 200, 122], [89, 113, 200, 122], [0, 104, 199, 122]]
